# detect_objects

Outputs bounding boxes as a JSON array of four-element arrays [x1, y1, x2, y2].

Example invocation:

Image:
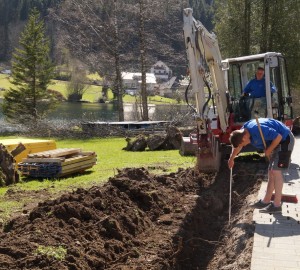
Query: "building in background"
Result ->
[[150, 61, 172, 83], [122, 72, 157, 96]]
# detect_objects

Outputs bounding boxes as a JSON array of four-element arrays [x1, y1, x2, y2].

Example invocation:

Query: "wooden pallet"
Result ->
[[18, 148, 97, 178]]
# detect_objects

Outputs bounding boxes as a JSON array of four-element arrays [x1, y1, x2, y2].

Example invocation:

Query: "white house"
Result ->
[[150, 61, 172, 82], [122, 72, 157, 95]]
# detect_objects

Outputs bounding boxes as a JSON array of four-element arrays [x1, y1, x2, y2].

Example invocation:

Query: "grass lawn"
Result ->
[[0, 74, 182, 104], [50, 80, 103, 102], [0, 136, 195, 224]]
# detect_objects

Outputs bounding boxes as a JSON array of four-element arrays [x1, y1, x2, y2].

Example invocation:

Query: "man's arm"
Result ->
[[265, 134, 282, 159], [243, 80, 253, 95]]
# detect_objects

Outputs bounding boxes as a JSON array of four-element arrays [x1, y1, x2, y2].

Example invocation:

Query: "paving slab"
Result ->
[[251, 135, 300, 270]]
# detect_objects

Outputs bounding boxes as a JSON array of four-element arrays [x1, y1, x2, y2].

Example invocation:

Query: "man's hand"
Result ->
[[264, 148, 272, 159], [228, 158, 234, 169], [265, 134, 282, 160]]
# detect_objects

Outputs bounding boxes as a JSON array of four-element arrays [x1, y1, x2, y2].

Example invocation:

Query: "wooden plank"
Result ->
[[58, 164, 95, 177], [60, 163, 96, 175], [28, 148, 81, 158], [21, 154, 96, 165], [47, 148, 82, 158], [21, 157, 65, 163], [61, 159, 96, 171], [61, 158, 97, 172], [27, 148, 73, 157], [62, 155, 96, 165], [80, 151, 96, 156]]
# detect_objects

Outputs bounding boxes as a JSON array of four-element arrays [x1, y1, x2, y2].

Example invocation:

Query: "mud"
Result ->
[[0, 155, 267, 270]]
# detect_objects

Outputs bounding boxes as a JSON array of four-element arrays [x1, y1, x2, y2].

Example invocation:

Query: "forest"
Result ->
[[0, 0, 299, 88]]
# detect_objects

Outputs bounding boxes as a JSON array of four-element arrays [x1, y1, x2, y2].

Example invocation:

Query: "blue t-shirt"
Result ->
[[242, 118, 290, 149], [243, 77, 276, 98]]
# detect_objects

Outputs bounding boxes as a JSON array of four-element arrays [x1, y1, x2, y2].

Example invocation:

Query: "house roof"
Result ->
[[121, 72, 157, 84], [153, 60, 167, 67]]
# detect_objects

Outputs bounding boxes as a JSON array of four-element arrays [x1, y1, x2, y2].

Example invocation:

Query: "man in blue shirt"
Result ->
[[244, 67, 276, 98], [228, 118, 294, 213], [243, 67, 276, 118]]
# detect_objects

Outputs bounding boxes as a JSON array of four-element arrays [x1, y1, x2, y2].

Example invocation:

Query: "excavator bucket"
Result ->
[[0, 143, 26, 186], [179, 134, 198, 156], [196, 136, 221, 172]]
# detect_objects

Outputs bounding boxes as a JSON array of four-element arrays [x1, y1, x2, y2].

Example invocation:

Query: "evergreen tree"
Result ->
[[214, 0, 300, 86], [2, 8, 57, 125]]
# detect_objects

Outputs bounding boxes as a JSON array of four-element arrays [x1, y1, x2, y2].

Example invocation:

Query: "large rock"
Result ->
[[146, 134, 167, 150], [166, 126, 183, 149], [123, 135, 147, 151]]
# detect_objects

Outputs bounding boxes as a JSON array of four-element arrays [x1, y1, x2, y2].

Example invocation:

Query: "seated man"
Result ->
[[243, 67, 276, 118]]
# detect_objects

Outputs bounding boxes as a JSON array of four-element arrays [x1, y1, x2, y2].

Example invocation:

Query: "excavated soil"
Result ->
[[0, 155, 267, 270]]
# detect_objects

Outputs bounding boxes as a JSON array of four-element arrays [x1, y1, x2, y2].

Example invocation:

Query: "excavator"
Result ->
[[182, 8, 293, 172]]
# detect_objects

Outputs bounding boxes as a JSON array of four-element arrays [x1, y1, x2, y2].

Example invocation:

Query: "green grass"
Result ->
[[35, 245, 67, 261], [123, 94, 180, 104], [50, 80, 103, 102], [0, 136, 195, 223], [0, 74, 181, 104], [86, 72, 102, 81], [0, 201, 22, 223]]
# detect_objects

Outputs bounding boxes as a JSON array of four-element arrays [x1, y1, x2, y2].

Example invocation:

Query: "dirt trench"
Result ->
[[0, 155, 267, 270]]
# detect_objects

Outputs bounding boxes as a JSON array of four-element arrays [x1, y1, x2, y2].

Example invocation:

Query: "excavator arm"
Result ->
[[183, 8, 229, 131], [183, 8, 230, 171]]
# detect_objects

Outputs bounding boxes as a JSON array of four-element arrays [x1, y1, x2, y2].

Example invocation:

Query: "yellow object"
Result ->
[[1, 139, 56, 163]]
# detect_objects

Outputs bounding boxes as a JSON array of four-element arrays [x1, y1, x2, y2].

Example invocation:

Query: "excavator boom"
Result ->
[[183, 8, 229, 172]]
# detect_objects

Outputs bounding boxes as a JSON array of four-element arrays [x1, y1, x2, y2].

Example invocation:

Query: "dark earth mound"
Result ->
[[0, 156, 267, 270]]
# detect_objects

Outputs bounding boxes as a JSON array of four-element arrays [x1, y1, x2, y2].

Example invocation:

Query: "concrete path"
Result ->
[[251, 135, 300, 270]]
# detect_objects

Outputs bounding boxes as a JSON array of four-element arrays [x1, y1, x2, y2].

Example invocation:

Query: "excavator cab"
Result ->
[[223, 53, 293, 126]]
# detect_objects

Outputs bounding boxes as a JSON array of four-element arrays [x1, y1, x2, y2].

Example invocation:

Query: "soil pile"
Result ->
[[0, 156, 267, 270]]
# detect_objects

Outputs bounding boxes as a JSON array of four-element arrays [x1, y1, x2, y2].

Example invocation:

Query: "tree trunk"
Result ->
[[260, 0, 269, 52], [114, 0, 124, 121], [243, 0, 251, 55], [115, 55, 124, 121], [139, 0, 149, 121]]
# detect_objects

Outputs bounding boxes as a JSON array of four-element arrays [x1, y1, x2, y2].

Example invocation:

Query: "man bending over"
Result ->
[[228, 118, 294, 213]]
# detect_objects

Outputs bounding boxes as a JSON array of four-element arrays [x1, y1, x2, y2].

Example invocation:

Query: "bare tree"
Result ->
[[50, 0, 188, 121], [50, 0, 131, 120], [125, 0, 187, 120], [138, 0, 148, 120]]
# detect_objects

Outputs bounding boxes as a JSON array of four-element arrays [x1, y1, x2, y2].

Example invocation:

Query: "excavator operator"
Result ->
[[243, 67, 276, 119]]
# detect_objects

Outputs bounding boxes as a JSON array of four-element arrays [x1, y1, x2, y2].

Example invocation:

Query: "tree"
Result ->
[[124, 0, 187, 120], [2, 8, 57, 125], [0, 0, 61, 61], [52, 0, 128, 121], [214, 0, 300, 87], [67, 70, 89, 102], [137, 0, 149, 121], [214, 0, 250, 58]]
